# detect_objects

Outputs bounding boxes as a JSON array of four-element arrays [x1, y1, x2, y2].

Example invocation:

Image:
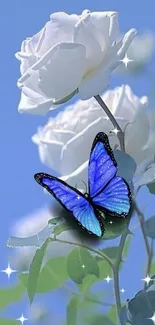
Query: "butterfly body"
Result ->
[[34, 132, 132, 237]]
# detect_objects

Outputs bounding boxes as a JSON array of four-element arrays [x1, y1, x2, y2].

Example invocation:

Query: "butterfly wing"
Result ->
[[88, 132, 131, 218], [34, 173, 104, 237], [92, 176, 131, 217]]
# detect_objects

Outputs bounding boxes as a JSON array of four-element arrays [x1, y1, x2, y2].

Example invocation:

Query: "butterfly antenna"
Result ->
[[81, 180, 87, 192]]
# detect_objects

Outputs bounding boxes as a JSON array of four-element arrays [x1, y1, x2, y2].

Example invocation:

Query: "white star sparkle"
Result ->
[[109, 221, 113, 224], [149, 313, 155, 324], [120, 288, 126, 293], [142, 275, 152, 285], [1, 263, 17, 279], [82, 264, 85, 269], [104, 276, 112, 283], [111, 128, 120, 136], [16, 314, 28, 324], [119, 54, 133, 69]]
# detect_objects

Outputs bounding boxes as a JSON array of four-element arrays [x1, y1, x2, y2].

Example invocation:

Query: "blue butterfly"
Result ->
[[34, 132, 132, 237]]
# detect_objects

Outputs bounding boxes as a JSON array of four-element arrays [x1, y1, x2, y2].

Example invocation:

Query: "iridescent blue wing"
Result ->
[[34, 173, 104, 237], [88, 132, 117, 198], [88, 132, 131, 218], [92, 176, 132, 218]]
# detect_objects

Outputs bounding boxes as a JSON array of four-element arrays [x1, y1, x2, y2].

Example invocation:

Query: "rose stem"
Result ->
[[94, 95, 125, 152]]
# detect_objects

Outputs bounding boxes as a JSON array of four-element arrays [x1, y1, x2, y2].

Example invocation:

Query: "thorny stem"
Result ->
[[94, 93, 129, 324], [50, 237, 113, 268], [133, 202, 151, 260], [94, 95, 125, 152], [45, 261, 112, 307], [113, 225, 131, 325]]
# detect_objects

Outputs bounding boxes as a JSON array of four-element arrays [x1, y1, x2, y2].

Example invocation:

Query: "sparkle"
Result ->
[[82, 264, 85, 268], [109, 221, 113, 224], [104, 276, 112, 283], [119, 54, 133, 69], [111, 128, 120, 136], [77, 196, 80, 200], [142, 275, 152, 285], [148, 313, 155, 324], [1, 263, 17, 279], [16, 314, 28, 324], [120, 288, 126, 293]]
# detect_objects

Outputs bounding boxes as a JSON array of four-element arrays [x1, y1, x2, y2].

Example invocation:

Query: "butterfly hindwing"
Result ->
[[34, 173, 103, 237], [88, 132, 131, 218], [92, 176, 131, 217]]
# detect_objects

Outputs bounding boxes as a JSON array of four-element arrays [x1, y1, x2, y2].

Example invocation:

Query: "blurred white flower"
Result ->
[[29, 303, 47, 323], [116, 31, 155, 74], [32, 84, 152, 187], [16, 10, 136, 115]]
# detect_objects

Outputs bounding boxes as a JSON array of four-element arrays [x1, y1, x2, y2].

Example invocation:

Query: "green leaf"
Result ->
[[127, 284, 155, 324], [98, 259, 112, 280], [0, 320, 19, 325], [7, 224, 53, 248], [84, 314, 115, 325], [67, 248, 99, 284], [150, 260, 155, 274], [108, 305, 117, 323], [0, 282, 25, 310], [53, 88, 78, 105], [102, 217, 129, 240], [48, 217, 61, 225], [54, 221, 76, 236], [113, 150, 136, 185], [20, 256, 68, 293], [67, 297, 78, 325], [144, 215, 155, 239], [27, 238, 50, 304], [147, 182, 155, 194], [101, 247, 118, 260]]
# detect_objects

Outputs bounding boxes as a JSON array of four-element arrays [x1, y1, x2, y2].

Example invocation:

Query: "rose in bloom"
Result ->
[[116, 31, 155, 74], [16, 10, 136, 115], [32, 84, 153, 189]]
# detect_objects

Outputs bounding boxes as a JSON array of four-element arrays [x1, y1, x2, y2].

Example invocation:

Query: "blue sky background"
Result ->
[[0, 0, 155, 324]]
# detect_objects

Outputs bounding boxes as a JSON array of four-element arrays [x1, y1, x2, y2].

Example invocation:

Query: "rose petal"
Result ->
[[18, 91, 54, 115], [78, 66, 110, 99], [125, 104, 150, 163], [74, 13, 103, 72], [38, 12, 79, 56], [38, 43, 86, 101]]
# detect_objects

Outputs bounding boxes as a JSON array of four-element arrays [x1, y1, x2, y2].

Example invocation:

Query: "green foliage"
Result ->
[[7, 224, 53, 248], [67, 297, 78, 325], [67, 247, 99, 284], [108, 305, 117, 323], [52, 88, 78, 105], [102, 217, 129, 240], [54, 221, 76, 236], [0, 320, 19, 325], [113, 150, 136, 185], [0, 282, 25, 310], [147, 182, 155, 194], [121, 284, 155, 324], [150, 260, 155, 274], [144, 215, 155, 238], [20, 256, 68, 294], [84, 314, 116, 325], [27, 238, 50, 304]]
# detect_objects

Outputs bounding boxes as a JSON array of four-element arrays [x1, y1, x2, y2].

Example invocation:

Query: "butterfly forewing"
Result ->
[[34, 173, 103, 237]]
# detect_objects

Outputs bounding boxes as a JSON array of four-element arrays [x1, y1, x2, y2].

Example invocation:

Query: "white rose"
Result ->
[[116, 31, 155, 74], [32, 84, 151, 187], [16, 10, 136, 115]]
